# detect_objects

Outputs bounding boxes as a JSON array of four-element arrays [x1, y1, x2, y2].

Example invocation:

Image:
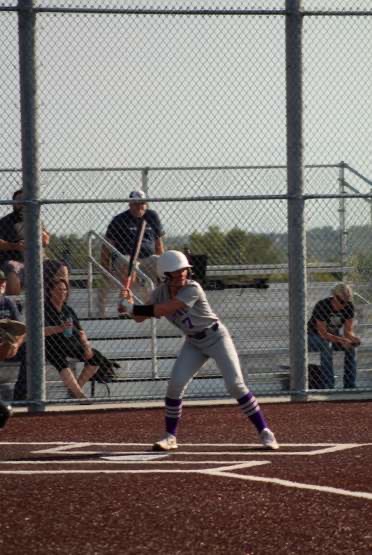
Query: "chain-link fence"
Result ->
[[1, 1, 372, 408]]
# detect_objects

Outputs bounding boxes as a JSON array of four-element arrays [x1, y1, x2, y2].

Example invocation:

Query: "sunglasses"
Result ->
[[335, 295, 348, 305]]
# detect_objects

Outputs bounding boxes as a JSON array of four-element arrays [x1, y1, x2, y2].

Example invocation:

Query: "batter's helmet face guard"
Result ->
[[157, 251, 192, 279], [0, 401, 12, 429]]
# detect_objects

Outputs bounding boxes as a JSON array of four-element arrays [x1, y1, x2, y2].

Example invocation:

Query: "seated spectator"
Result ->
[[14, 278, 100, 401], [307, 283, 361, 389], [43, 259, 70, 288], [13, 265, 118, 400], [0, 270, 22, 322], [43, 259, 118, 384], [43, 278, 103, 399], [1, 259, 69, 339], [0, 270, 25, 361], [0, 189, 50, 295]]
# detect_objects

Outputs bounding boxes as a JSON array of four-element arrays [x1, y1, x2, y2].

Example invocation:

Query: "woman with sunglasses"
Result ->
[[14, 279, 110, 401], [307, 282, 361, 389], [43, 278, 100, 399]]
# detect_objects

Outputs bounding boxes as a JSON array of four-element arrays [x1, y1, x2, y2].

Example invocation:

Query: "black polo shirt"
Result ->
[[44, 300, 82, 340], [105, 209, 164, 258], [0, 211, 24, 265]]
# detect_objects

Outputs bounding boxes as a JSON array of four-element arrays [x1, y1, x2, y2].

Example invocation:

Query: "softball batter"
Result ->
[[120, 250, 279, 451]]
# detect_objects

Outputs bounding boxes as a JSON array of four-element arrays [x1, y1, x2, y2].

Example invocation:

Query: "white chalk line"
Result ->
[[1, 442, 371, 501], [0, 441, 372, 449], [0, 459, 267, 465], [0, 461, 269, 475], [204, 468, 372, 501]]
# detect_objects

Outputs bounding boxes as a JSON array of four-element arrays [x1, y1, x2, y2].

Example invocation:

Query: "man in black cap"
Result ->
[[100, 190, 165, 312]]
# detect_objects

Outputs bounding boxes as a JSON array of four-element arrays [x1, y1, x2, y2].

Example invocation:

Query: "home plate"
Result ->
[[102, 453, 169, 461]]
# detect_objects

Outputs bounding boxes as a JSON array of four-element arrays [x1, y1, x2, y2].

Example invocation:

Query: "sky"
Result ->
[[1, 0, 372, 238]]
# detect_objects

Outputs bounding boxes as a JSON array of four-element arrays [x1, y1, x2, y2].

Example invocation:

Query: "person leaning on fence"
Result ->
[[307, 283, 361, 389], [0, 189, 50, 296], [119, 250, 279, 451], [99, 190, 165, 312]]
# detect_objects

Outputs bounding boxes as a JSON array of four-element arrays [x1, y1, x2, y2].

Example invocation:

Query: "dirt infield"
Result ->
[[1, 401, 372, 554]]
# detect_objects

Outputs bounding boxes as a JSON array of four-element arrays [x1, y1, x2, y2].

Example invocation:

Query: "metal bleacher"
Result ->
[[2, 262, 372, 404]]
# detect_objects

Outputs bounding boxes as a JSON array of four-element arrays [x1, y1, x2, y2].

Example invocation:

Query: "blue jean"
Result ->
[[307, 333, 357, 389]]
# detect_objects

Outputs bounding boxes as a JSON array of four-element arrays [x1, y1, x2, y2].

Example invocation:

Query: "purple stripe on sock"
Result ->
[[238, 391, 254, 406], [165, 397, 182, 435], [166, 397, 182, 407]]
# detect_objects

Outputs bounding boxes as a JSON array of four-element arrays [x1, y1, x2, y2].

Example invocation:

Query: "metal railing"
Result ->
[[87, 230, 159, 378]]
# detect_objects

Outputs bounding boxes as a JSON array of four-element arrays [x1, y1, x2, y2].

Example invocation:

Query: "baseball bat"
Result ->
[[123, 217, 147, 290]]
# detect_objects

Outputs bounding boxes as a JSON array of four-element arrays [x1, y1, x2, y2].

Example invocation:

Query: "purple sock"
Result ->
[[165, 397, 182, 436], [238, 391, 267, 433]]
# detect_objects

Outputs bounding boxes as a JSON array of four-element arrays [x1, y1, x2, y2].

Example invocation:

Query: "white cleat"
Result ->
[[152, 433, 178, 452], [260, 428, 279, 450]]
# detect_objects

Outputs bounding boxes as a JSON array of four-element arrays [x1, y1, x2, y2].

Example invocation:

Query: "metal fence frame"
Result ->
[[3, 0, 372, 409]]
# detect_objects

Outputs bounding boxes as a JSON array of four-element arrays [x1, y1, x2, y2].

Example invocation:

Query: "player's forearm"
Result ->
[[135, 299, 184, 318], [119, 298, 185, 318], [154, 302, 183, 317], [155, 238, 165, 255]]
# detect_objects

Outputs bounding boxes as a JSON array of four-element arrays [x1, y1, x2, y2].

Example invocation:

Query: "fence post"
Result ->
[[338, 161, 347, 276], [141, 167, 149, 196], [18, 0, 46, 411], [286, 0, 307, 397]]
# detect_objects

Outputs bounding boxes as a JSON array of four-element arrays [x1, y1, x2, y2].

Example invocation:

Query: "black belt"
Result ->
[[189, 322, 219, 340]]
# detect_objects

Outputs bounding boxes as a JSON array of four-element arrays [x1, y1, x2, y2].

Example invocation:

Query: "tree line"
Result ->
[[45, 224, 372, 272]]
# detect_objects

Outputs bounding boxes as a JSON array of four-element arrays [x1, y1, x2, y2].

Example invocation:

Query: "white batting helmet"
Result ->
[[157, 250, 192, 278]]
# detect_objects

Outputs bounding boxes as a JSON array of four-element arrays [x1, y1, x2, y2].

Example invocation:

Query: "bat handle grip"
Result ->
[[118, 298, 134, 315]]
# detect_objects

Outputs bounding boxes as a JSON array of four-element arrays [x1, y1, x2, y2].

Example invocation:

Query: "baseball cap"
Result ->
[[0, 271, 6, 282], [129, 190, 146, 202]]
